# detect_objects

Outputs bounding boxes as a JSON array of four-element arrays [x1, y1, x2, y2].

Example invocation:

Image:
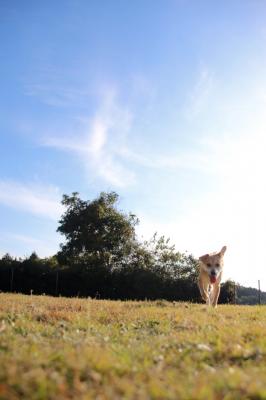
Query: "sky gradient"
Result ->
[[1, 1, 266, 289]]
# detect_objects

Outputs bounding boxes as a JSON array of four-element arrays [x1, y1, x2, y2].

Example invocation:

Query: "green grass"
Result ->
[[0, 294, 266, 399]]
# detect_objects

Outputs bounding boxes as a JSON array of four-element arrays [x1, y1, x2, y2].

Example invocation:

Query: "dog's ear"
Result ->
[[219, 246, 227, 256], [199, 254, 209, 263]]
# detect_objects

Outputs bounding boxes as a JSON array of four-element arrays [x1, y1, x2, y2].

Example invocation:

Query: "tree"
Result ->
[[109, 233, 200, 301], [1, 253, 13, 265], [142, 233, 198, 282], [220, 280, 237, 304], [57, 191, 139, 266], [28, 252, 39, 262]]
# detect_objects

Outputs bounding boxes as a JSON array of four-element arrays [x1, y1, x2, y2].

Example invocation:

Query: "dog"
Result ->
[[198, 246, 227, 307]]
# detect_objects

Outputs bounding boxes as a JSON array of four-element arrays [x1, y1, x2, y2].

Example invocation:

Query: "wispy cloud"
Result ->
[[24, 64, 91, 109], [25, 84, 91, 108], [0, 180, 63, 220], [41, 85, 212, 185], [117, 146, 208, 172], [184, 66, 214, 118], [43, 88, 136, 187]]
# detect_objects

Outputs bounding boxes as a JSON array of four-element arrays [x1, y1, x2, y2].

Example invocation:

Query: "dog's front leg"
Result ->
[[198, 281, 210, 305], [205, 293, 211, 306], [211, 284, 220, 308]]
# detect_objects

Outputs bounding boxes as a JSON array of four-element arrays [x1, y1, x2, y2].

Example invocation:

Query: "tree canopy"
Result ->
[[57, 191, 138, 265]]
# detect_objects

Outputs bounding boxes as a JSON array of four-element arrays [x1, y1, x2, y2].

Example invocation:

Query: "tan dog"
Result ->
[[198, 246, 227, 307]]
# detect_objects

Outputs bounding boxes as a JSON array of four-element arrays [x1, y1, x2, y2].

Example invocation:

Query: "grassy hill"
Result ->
[[0, 294, 266, 399]]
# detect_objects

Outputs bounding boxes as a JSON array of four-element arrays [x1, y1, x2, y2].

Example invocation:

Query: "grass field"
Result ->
[[0, 294, 266, 400]]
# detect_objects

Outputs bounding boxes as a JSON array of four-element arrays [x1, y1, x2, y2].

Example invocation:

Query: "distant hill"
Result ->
[[237, 285, 266, 305]]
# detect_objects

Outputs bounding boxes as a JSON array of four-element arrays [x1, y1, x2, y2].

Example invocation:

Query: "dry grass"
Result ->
[[0, 293, 266, 399]]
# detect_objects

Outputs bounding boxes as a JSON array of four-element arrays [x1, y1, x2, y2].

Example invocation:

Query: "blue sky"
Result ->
[[1, 1, 266, 289]]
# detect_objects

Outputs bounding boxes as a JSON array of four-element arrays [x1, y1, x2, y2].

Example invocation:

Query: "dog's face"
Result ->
[[199, 246, 227, 283]]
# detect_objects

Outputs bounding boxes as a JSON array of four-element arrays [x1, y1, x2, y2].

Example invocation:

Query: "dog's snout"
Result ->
[[211, 270, 216, 276]]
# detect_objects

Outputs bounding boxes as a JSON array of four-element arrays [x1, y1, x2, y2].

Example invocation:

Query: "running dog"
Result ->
[[198, 246, 227, 307]]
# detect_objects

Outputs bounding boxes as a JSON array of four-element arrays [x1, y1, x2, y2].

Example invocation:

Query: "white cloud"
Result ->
[[0, 180, 63, 220], [184, 66, 214, 118], [41, 80, 215, 187], [43, 88, 135, 188], [117, 146, 208, 172], [24, 76, 91, 108]]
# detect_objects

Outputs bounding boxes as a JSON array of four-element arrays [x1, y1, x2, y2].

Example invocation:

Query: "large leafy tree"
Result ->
[[57, 191, 139, 265]]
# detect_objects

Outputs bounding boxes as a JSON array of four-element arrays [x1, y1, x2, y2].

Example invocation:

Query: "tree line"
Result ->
[[0, 191, 236, 303]]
